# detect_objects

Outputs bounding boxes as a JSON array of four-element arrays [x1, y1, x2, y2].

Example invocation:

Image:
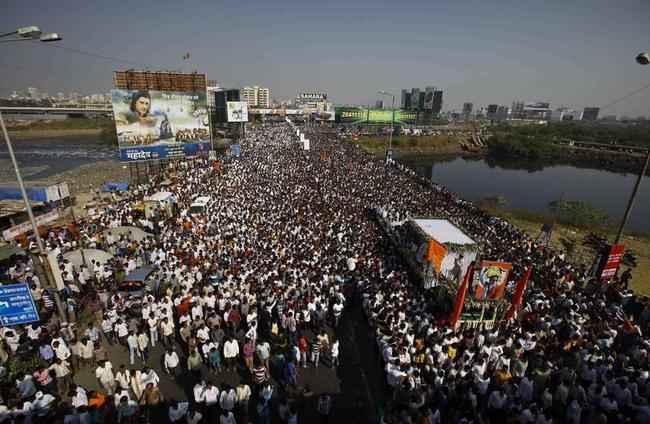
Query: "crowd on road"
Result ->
[[1, 123, 650, 424]]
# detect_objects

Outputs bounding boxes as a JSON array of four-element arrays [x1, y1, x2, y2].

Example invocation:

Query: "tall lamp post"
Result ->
[[1, 25, 67, 322], [378, 90, 395, 151], [614, 53, 650, 244]]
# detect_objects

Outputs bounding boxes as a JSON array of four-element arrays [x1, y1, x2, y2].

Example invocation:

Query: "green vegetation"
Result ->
[[547, 198, 612, 229], [487, 132, 564, 160], [353, 135, 464, 153]]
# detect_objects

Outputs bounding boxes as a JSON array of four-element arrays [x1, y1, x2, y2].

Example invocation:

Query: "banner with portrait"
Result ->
[[111, 89, 211, 162], [474, 261, 512, 300]]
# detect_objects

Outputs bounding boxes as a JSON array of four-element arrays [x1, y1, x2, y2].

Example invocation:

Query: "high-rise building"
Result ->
[[496, 106, 511, 121], [511, 101, 524, 117], [375, 100, 385, 109], [400, 89, 409, 108], [432, 91, 443, 116], [582, 107, 600, 122], [487, 104, 498, 118], [462, 103, 473, 114], [240, 86, 270, 107], [27, 87, 39, 99]]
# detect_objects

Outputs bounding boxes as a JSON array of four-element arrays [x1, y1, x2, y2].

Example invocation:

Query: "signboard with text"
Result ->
[[111, 89, 211, 162], [2, 210, 59, 241], [0, 283, 40, 326], [299, 93, 327, 101], [227, 102, 249, 122], [336, 107, 418, 125], [597, 244, 625, 280]]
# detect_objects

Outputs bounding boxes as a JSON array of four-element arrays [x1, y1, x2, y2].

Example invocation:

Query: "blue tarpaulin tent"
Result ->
[[123, 265, 155, 282], [0, 186, 47, 202], [102, 182, 130, 192]]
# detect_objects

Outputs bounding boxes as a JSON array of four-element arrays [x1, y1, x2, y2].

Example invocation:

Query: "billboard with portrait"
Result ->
[[410, 88, 420, 109], [423, 87, 434, 110], [473, 261, 512, 300], [111, 89, 210, 162], [227, 102, 249, 122]]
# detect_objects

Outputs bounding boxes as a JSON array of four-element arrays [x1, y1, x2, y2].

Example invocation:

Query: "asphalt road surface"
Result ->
[[72, 300, 387, 423]]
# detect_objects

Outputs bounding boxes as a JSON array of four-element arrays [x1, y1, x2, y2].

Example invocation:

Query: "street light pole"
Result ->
[[378, 90, 395, 153], [1, 26, 67, 323], [613, 53, 650, 244], [615, 147, 650, 244]]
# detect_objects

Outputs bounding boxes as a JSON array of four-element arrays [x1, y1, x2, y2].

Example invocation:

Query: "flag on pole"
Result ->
[[450, 265, 473, 327], [426, 239, 448, 277], [506, 265, 533, 320]]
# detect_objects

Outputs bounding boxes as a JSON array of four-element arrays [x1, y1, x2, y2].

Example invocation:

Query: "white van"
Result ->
[[189, 196, 212, 215]]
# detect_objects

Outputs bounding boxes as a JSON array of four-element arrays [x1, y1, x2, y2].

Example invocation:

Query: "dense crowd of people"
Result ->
[[0, 123, 649, 424]]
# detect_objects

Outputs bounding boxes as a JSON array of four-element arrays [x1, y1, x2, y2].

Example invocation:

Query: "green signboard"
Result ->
[[336, 107, 418, 125]]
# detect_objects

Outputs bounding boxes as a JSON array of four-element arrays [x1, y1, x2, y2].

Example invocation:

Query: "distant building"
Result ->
[[487, 104, 498, 118], [375, 100, 385, 109], [511, 101, 524, 117], [209, 88, 240, 129], [432, 91, 443, 116], [400, 89, 409, 109], [462, 102, 473, 115], [410, 88, 420, 110], [496, 106, 511, 121], [27, 87, 39, 99], [582, 107, 600, 122], [240, 85, 270, 108]]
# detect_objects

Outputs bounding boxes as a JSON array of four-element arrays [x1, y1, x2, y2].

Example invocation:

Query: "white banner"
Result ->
[[2, 210, 59, 241], [227, 102, 249, 122], [303, 139, 310, 150]]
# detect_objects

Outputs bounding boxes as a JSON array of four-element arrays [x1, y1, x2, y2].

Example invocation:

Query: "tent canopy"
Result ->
[[62, 248, 113, 272], [124, 265, 155, 282], [144, 191, 174, 203], [102, 226, 152, 243], [413, 219, 476, 246], [102, 182, 130, 192]]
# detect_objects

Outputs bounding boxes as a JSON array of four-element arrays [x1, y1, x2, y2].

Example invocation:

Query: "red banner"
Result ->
[[450, 266, 473, 327], [599, 244, 625, 280]]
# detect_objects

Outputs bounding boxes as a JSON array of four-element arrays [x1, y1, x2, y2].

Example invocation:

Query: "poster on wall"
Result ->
[[111, 89, 211, 162], [474, 261, 512, 300]]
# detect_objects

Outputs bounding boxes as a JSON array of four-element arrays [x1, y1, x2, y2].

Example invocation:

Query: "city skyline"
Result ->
[[1, 0, 649, 117]]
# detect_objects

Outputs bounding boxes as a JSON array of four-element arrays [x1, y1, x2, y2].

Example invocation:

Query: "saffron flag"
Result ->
[[426, 239, 448, 276], [450, 265, 473, 327], [506, 265, 533, 320]]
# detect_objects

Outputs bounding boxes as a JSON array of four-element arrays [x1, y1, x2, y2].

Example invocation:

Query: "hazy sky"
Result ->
[[2, 0, 649, 116]]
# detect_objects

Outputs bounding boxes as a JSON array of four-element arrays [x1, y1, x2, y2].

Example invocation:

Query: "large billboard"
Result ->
[[336, 107, 418, 125], [523, 101, 550, 111], [410, 88, 420, 109], [423, 87, 434, 110], [227, 102, 249, 122], [111, 89, 210, 162]]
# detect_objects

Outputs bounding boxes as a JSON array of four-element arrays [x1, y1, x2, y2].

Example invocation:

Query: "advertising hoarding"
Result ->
[[523, 101, 550, 111], [299, 93, 327, 100], [227, 102, 249, 122], [336, 107, 418, 125], [423, 87, 434, 110], [410, 88, 420, 109], [111, 89, 210, 162]]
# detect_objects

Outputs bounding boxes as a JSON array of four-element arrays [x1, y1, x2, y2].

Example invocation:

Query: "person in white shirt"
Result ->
[[168, 401, 189, 423], [223, 336, 239, 371], [52, 340, 71, 361], [219, 385, 236, 411], [126, 331, 140, 365], [330, 338, 340, 367], [236, 381, 251, 411], [200, 381, 220, 421], [95, 360, 116, 395], [115, 364, 130, 389], [164, 348, 181, 376], [140, 367, 160, 391], [159, 317, 175, 349], [147, 313, 159, 347]]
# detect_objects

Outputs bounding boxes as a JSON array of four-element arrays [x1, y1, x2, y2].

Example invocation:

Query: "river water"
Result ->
[[0, 135, 117, 180], [404, 156, 650, 234]]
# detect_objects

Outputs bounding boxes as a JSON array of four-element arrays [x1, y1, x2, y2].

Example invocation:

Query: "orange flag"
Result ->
[[450, 265, 473, 327], [506, 265, 533, 320], [426, 239, 448, 276]]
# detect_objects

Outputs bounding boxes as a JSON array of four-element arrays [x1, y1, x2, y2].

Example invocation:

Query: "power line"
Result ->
[[0, 62, 108, 81], [599, 82, 650, 112], [33, 41, 157, 68]]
